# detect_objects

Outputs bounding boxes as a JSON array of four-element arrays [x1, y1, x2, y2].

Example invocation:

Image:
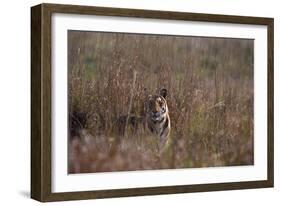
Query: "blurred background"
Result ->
[[68, 31, 254, 173]]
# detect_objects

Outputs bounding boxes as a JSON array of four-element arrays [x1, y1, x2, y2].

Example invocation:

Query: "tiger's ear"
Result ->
[[160, 88, 167, 99]]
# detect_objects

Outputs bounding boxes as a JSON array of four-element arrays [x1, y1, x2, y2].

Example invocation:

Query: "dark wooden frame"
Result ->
[[31, 3, 274, 202]]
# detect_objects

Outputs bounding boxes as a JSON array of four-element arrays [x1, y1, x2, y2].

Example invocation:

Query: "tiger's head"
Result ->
[[145, 88, 169, 123]]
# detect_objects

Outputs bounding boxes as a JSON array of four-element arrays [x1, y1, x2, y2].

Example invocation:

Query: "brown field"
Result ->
[[68, 31, 254, 173]]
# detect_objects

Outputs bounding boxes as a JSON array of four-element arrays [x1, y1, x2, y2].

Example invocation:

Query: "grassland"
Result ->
[[68, 31, 254, 173]]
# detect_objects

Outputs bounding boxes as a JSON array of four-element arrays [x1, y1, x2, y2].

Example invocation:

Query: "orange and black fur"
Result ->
[[114, 88, 171, 152], [145, 88, 171, 152]]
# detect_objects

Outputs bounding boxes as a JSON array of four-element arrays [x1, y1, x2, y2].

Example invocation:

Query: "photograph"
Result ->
[[67, 30, 254, 174], [30, 3, 274, 201]]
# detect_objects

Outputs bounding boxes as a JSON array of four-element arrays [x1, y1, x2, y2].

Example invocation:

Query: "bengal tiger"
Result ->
[[115, 88, 171, 153], [145, 88, 171, 152]]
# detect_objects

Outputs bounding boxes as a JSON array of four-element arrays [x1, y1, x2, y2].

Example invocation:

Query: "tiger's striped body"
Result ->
[[145, 89, 171, 152], [114, 89, 171, 153]]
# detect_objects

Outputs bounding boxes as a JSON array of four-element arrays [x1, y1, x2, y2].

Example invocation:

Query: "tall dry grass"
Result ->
[[68, 31, 254, 173]]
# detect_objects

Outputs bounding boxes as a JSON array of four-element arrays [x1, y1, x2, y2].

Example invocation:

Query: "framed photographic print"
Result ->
[[31, 3, 274, 202]]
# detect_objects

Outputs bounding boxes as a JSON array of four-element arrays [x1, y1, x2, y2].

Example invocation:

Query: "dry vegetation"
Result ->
[[68, 31, 254, 173]]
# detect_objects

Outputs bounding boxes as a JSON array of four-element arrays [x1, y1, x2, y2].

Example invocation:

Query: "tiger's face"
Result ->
[[145, 89, 168, 123]]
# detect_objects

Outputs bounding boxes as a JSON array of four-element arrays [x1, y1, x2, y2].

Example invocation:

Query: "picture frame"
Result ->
[[31, 3, 274, 202]]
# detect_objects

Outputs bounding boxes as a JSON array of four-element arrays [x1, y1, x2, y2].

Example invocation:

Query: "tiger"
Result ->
[[145, 88, 171, 153], [114, 88, 171, 153]]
